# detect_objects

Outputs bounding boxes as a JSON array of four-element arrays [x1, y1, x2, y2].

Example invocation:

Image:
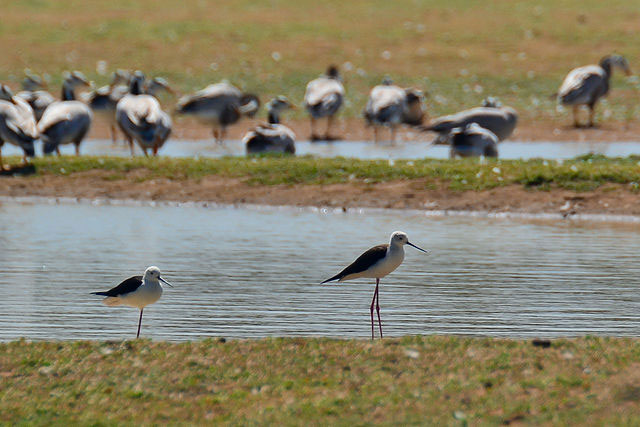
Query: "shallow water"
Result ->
[[4, 138, 640, 160], [0, 200, 639, 341]]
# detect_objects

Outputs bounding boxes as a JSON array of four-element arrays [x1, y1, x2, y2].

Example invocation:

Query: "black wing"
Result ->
[[322, 244, 388, 283], [92, 275, 143, 297]]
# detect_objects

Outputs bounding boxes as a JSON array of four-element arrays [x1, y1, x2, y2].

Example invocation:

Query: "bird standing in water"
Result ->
[[322, 231, 428, 339], [92, 266, 173, 338]]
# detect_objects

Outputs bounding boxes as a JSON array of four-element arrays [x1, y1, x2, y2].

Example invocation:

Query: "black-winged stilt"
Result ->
[[92, 266, 173, 338], [322, 231, 428, 339]]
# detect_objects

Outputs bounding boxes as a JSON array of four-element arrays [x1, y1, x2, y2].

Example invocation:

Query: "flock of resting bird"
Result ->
[[0, 54, 631, 168]]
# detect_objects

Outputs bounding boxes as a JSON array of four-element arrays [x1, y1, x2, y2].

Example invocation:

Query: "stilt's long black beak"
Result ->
[[159, 277, 174, 287], [407, 242, 430, 254]]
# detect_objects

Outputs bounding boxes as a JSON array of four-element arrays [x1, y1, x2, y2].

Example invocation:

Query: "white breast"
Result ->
[[119, 281, 163, 309]]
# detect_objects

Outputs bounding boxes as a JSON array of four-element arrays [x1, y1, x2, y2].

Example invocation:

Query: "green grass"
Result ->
[[1, 337, 640, 424], [1, 0, 639, 122], [17, 154, 640, 192]]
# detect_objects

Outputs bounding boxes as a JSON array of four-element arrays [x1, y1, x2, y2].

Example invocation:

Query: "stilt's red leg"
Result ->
[[370, 282, 378, 340], [136, 308, 144, 339], [375, 279, 383, 338]]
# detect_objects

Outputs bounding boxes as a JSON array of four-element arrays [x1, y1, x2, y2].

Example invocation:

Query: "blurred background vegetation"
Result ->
[[1, 0, 639, 122]]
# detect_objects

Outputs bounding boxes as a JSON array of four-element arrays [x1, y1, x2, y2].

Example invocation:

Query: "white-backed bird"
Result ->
[[116, 71, 172, 156], [0, 85, 38, 169], [558, 54, 632, 127], [91, 266, 173, 339], [176, 81, 259, 143], [304, 65, 345, 141], [364, 78, 425, 142], [423, 98, 518, 145], [244, 96, 296, 154], [322, 231, 428, 339], [38, 71, 93, 155]]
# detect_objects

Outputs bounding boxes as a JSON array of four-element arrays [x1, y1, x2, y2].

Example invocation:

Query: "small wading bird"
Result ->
[[92, 266, 173, 339], [448, 122, 499, 158], [244, 96, 296, 154], [0, 85, 38, 170], [557, 54, 632, 128], [322, 231, 428, 339], [304, 65, 345, 141], [116, 71, 172, 156], [423, 98, 518, 145], [38, 71, 93, 156], [176, 81, 259, 143], [364, 78, 426, 142]]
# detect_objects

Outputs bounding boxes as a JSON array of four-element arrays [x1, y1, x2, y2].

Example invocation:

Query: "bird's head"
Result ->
[[326, 65, 340, 79], [403, 88, 426, 125], [147, 77, 175, 97], [268, 96, 295, 112], [22, 71, 46, 91], [129, 71, 146, 95], [144, 266, 173, 287], [390, 231, 429, 253], [601, 55, 632, 76], [110, 69, 132, 87], [481, 97, 502, 108], [65, 71, 91, 88], [0, 85, 14, 102]]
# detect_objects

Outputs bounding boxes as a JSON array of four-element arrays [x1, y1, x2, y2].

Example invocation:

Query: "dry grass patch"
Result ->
[[1, 337, 640, 424]]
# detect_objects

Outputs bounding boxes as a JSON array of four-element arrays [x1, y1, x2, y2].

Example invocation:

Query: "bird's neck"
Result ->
[[268, 110, 280, 124], [599, 58, 614, 78], [143, 278, 161, 289], [388, 243, 404, 254], [61, 83, 76, 101], [130, 80, 144, 96]]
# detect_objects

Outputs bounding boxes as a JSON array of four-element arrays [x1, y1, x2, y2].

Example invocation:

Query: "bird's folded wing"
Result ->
[[94, 275, 143, 297], [328, 244, 389, 281], [559, 65, 604, 98]]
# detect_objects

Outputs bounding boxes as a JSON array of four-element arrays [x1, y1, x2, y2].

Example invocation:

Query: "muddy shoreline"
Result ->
[[1, 171, 638, 216]]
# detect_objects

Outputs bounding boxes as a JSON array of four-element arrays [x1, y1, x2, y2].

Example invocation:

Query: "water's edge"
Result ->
[[1, 195, 638, 224]]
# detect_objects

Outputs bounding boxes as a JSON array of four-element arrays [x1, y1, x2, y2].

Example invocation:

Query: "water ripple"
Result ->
[[0, 201, 639, 340]]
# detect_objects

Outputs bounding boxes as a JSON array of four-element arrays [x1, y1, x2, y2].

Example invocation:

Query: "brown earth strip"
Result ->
[[1, 171, 639, 215]]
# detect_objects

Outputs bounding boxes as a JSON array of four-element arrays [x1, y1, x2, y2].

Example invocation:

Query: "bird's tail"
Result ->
[[104, 297, 121, 306], [91, 292, 122, 306], [321, 274, 342, 284]]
